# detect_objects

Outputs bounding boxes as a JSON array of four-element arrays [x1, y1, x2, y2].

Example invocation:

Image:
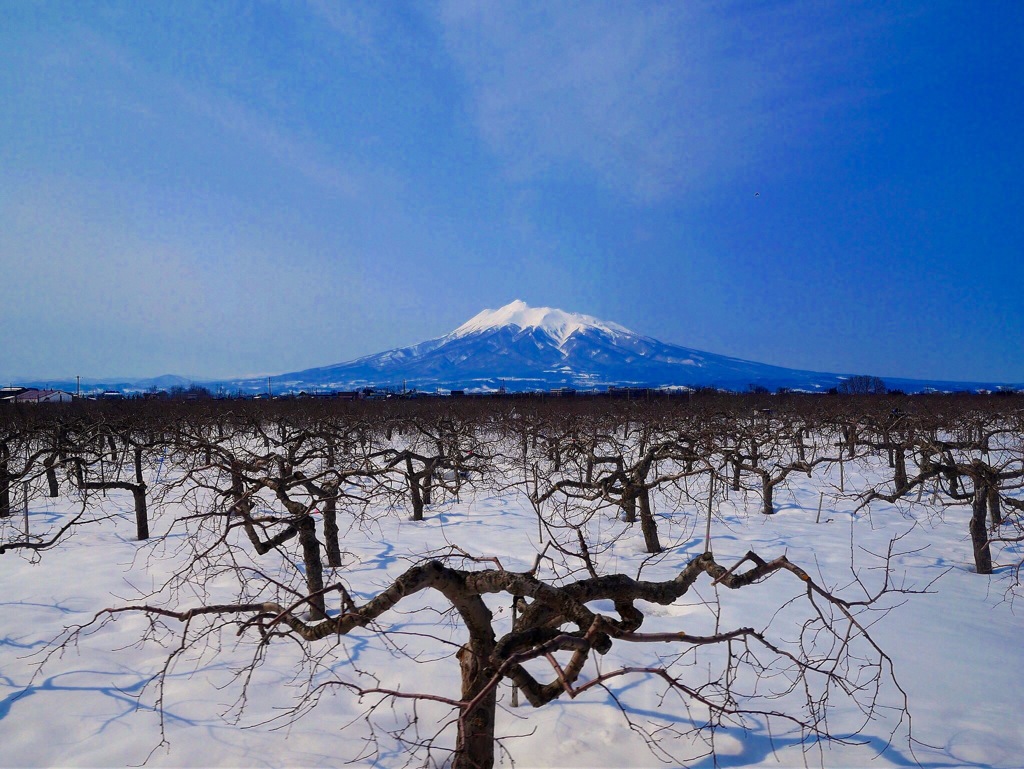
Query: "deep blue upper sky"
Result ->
[[2, 1, 1022, 383]]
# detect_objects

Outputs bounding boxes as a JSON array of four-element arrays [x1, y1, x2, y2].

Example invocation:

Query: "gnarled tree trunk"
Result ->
[[761, 475, 775, 516], [637, 486, 662, 553], [969, 482, 993, 575], [454, 641, 497, 769], [296, 516, 327, 620], [323, 488, 342, 567], [45, 454, 60, 497]]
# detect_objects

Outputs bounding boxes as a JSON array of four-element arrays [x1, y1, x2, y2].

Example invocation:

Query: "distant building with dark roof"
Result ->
[[12, 389, 74, 404]]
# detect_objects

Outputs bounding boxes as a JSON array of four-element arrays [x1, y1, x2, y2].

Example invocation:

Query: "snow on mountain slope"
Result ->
[[229, 300, 854, 393], [12, 301, 1016, 394], [450, 299, 632, 347], [206, 300, 1020, 394]]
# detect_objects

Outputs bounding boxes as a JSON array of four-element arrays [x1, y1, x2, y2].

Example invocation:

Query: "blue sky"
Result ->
[[2, 1, 1022, 383]]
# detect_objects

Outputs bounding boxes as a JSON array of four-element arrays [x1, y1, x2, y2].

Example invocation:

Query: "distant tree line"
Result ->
[[837, 375, 888, 395]]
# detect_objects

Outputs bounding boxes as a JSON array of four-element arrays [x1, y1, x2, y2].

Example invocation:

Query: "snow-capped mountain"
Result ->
[[450, 301, 633, 346], [221, 300, 1008, 394], [11, 301, 1017, 395]]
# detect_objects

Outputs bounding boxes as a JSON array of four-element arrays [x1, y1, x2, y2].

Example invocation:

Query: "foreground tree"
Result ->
[[60, 537, 911, 769]]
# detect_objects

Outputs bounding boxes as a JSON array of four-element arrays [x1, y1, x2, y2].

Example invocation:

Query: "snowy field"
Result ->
[[2, 451, 1023, 769]]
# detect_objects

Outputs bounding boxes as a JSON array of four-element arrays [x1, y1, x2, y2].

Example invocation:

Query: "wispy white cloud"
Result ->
[[172, 81, 363, 198], [69, 19, 370, 199], [438, 1, 894, 202], [304, 0, 383, 55]]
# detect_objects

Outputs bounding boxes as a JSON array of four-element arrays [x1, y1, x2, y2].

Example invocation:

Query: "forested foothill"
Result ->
[[2, 392, 1022, 768]]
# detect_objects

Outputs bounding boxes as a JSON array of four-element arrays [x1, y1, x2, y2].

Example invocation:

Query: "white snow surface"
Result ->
[[2, 452, 1023, 768], [450, 299, 634, 346]]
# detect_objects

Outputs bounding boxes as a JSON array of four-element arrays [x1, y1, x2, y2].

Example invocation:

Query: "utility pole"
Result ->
[[267, 377, 272, 398], [76, 375, 81, 398]]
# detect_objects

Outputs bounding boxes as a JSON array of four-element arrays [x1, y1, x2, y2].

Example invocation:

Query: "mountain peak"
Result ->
[[449, 300, 633, 347]]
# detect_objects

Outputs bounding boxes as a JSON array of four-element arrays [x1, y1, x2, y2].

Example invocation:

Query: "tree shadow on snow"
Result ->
[[0, 668, 200, 731]]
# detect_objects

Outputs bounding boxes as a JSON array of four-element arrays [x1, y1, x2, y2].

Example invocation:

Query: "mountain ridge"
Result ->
[[7, 301, 1020, 395], [218, 301, 1020, 395]]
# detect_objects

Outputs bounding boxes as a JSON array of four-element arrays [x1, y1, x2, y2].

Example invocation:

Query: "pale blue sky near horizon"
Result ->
[[2, 1, 1022, 383]]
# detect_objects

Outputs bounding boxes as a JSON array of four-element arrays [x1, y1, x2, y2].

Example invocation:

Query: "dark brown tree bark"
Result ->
[[406, 456, 425, 521], [0, 457, 9, 519], [987, 486, 1002, 528], [45, 454, 60, 497], [969, 484, 993, 575], [322, 488, 342, 568], [132, 485, 150, 541], [894, 446, 908, 491], [454, 641, 497, 769], [636, 486, 662, 553], [323, 443, 343, 567], [761, 475, 776, 516], [296, 516, 327, 620]]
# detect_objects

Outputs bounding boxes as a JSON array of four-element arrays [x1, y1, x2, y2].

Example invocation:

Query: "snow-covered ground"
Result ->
[[2, 456, 1023, 768]]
